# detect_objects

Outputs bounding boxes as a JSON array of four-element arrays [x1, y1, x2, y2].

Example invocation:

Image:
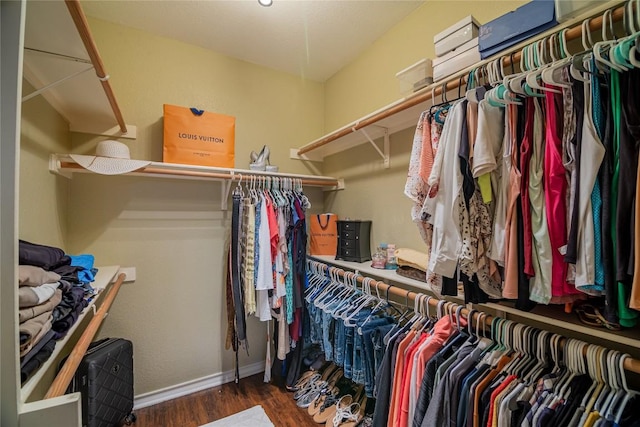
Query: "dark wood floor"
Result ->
[[133, 373, 321, 427]]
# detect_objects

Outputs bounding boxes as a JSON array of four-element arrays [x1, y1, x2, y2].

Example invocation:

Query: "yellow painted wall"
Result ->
[[18, 0, 530, 401], [324, 0, 528, 130], [18, 17, 325, 397], [19, 80, 70, 248], [322, 1, 527, 254]]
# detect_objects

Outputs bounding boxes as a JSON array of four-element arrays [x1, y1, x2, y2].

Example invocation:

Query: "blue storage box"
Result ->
[[479, 0, 557, 60]]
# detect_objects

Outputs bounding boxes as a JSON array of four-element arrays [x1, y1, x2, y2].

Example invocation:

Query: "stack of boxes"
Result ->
[[432, 16, 480, 82], [396, 1, 597, 96]]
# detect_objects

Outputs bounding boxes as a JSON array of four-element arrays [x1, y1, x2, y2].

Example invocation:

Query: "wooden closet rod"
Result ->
[[44, 273, 126, 399], [297, 2, 626, 156], [309, 260, 640, 375], [64, 0, 128, 135]]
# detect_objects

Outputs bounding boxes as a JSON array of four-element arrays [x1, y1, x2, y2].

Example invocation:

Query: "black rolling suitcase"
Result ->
[[66, 338, 136, 427]]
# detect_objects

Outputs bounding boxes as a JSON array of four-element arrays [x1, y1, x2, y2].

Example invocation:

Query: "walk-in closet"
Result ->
[[3, 0, 640, 426]]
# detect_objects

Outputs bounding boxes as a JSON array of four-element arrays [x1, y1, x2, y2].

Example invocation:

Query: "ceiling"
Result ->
[[81, 0, 425, 82]]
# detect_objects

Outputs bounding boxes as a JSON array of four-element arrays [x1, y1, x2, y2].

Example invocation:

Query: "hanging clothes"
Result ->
[[226, 178, 311, 384]]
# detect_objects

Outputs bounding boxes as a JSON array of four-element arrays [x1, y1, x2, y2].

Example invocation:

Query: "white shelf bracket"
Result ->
[[48, 154, 73, 179], [357, 127, 390, 169], [22, 66, 95, 102]]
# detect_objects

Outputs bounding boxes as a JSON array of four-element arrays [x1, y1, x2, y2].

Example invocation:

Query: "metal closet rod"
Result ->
[[64, 0, 128, 134], [297, 2, 626, 156], [309, 260, 640, 375]]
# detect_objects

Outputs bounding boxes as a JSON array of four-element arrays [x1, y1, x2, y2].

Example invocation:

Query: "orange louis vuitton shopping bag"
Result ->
[[163, 104, 235, 168], [309, 213, 338, 256]]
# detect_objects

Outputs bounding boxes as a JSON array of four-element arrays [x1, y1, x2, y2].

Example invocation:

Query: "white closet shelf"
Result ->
[[291, 93, 430, 163], [23, 0, 135, 139], [21, 265, 120, 404], [49, 153, 344, 189], [309, 255, 464, 304]]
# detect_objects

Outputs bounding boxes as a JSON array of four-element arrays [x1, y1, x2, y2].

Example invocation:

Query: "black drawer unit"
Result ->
[[336, 220, 372, 263]]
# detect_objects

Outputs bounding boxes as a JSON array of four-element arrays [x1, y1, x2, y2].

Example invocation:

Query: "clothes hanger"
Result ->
[[312, 267, 341, 308], [553, 338, 581, 397], [486, 56, 522, 105], [594, 9, 627, 72], [483, 316, 505, 358], [592, 349, 613, 416], [304, 263, 327, 300], [357, 281, 391, 332], [604, 353, 627, 422], [578, 345, 605, 424], [540, 32, 573, 88], [347, 277, 378, 320], [611, 4, 640, 69], [330, 271, 362, 317], [613, 354, 638, 423], [513, 326, 540, 379], [332, 274, 363, 318], [595, 350, 620, 416], [342, 278, 378, 325], [233, 173, 244, 199], [413, 295, 436, 335], [467, 69, 480, 101], [519, 44, 545, 98], [559, 340, 587, 400], [525, 39, 563, 94], [315, 268, 350, 310], [603, 351, 637, 422], [504, 51, 527, 96], [522, 329, 549, 385], [313, 267, 344, 308], [465, 308, 477, 337], [431, 83, 453, 125], [492, 55, 523, 106], [570, 18, 596, 82], [502, 323, 526, 375]]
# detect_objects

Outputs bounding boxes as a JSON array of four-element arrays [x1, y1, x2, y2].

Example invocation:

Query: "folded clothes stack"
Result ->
[[18, 240, 97, 383], [394, 248, 429, 283]]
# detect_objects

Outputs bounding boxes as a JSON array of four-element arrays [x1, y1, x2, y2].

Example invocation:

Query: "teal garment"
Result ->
[[591, 69, 605, 287]]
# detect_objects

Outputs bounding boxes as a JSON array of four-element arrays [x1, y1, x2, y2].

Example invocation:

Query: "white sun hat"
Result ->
[[69, 140, 152, 175]]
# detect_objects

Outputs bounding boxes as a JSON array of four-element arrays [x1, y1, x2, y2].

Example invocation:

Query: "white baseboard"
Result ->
[[133, 361, 265, 410]]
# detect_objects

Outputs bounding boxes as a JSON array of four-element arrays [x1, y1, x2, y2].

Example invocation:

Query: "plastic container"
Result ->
[[385, 244, 398, 270], [555, 0, 607, 23], [433, 15, 480, 57], [371, 245, 387, 269], [433, 38, 480, 82], [395, 59, 433, 96]]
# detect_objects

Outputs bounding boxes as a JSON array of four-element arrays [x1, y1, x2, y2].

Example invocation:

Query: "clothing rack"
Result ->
[[54, 158, 342, 189], [297, 1, 627, 156], [307, 259, 640, 375]]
